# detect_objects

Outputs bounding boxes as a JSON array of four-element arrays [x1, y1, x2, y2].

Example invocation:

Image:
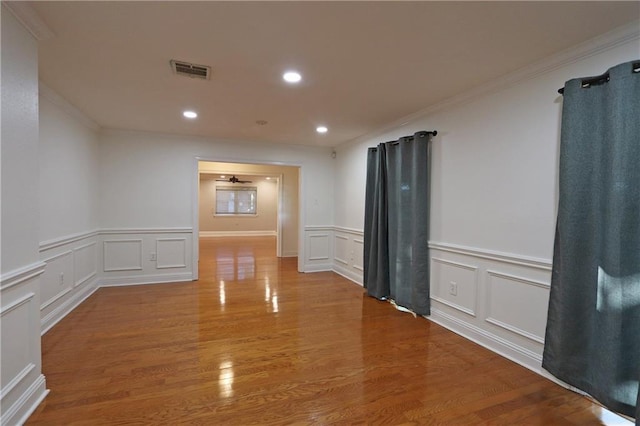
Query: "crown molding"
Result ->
[[39, 82, 102, 131], [2, 1, 54, 41], [340, 20, 640, 149]]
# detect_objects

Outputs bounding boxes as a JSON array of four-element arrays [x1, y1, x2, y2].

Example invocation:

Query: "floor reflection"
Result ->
[[218, 359, 234, 398]]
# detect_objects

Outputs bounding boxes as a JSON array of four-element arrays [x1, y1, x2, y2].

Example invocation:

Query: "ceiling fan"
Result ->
[[216, 175, 252, 184]]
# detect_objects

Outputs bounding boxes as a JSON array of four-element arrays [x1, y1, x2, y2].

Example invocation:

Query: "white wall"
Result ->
[[98, 130, 334, 273], [0, 7, 48, 426], [37, 90, 101, 334], [332, 27, 640, 373], [1, 9, 41, 274], [39, 93, 100, 242]]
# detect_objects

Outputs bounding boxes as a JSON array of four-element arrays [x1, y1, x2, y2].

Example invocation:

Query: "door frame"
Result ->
[[192, 157, 304, 280]]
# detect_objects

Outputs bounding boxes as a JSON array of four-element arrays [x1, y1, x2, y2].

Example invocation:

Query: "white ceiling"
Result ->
[[32, 1, 639, 147]]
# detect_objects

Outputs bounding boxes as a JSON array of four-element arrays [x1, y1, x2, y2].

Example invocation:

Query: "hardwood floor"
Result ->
[[28, 237, 628, 425]]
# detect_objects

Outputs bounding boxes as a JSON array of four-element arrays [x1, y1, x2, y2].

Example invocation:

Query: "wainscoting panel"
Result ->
[[73, 242, 97, 287], [333, 235, 349, 266], [352, 239, 364, 272], [430, 257, 478, 317], [308, 234, 330, 261], [156, 238, 187, 269], [0, 262, 48, 426], [98, 229, 194, 287], [39, 232, 100, 334], [303, 226, 333, 272], [428, 241, 552, 372], [103, 239, 143, 272], [40, 251, 73, 311], [485, 270, 550, 344], [331, 227, 364, 285]]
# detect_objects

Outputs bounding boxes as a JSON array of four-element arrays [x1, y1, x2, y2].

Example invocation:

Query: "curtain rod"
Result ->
[[369, 130, 438, 150], [392, 130, 437, 143], [558, 61, 640, 95], [371, 131, 437, 148], [404, 130, 437, 137]]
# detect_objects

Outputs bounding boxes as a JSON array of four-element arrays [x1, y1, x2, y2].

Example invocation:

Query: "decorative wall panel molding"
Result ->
[[73, 242, 97, 287], [156, 238, 187, 269], [0, 262, 46, 292], [0, 374, 47, 426], [103, 239, 143, 272], [0, 262, 48, 426], [39, 233, 100, 334], [0, 364, 35, 401], [332, 263, 363, 286], [332, 226, 364, 236], [41, 282, 99, 335], [39, 229, 98, 252], [485, 270, 549, 344], [429, 241, 552, 271], [303, 227, 334, 272], [307, 234, 330, 261], [99, 229, 194, 287], [430, 257, 478, 317], [429, 307, 543, 373], [352, 239, 364, 272], [98, 272, 193, 287], [1, 292, 35, 316], [40, 251, 73, 310], [40, 288, 72, 312], [333, 234, 349, 265], [304, 225, 334, 232]]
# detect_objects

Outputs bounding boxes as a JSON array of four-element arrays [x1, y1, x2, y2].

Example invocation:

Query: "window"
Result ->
[[215, 186, 257, 215]]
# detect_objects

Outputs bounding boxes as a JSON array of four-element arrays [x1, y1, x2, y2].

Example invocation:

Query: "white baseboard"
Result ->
[[303, 263, 333, 273], [281, 251, 298, 258], [427, 307, 543, 374], [1, 374, 48, 426], [332, 263, 363, 286], [41, 278, 99, 335], [98, 272, 194, 287], [199, 230, 276, 237]]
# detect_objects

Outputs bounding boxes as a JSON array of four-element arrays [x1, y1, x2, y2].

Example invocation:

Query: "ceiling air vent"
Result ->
[[170, 60, 211, 80]]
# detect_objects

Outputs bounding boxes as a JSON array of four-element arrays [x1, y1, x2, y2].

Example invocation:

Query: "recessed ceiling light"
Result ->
[[183, 110, 198, 119], [316, 126, 328, 134], [220, 175, 226, 178], [283, 71, 302, 83]]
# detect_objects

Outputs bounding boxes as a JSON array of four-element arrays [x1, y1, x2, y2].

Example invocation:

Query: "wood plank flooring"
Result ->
[[27, 237, 629, 425]]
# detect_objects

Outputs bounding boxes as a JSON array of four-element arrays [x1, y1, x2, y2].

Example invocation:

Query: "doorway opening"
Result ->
[[194, 160, 300, 278]]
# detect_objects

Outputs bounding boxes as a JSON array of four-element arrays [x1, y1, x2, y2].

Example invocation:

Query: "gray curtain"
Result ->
[[363, 131, 432, 315], [543, 60, 640, 423]]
